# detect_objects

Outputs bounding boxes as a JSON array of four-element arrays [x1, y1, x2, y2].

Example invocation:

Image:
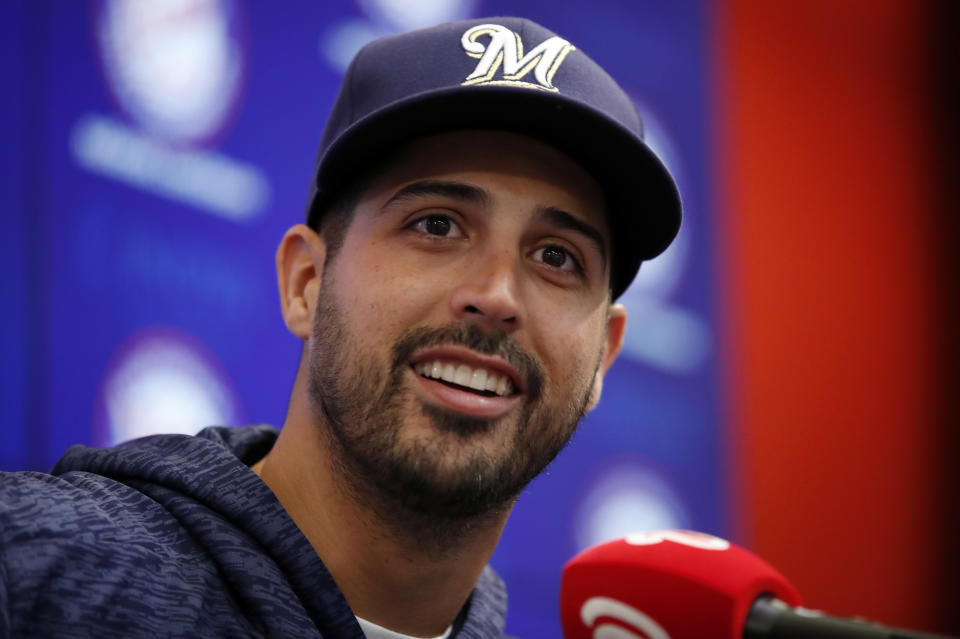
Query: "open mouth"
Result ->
[[413, 360, 516, 397]]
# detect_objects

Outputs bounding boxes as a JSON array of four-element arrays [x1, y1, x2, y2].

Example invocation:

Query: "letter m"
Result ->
[[461, 24, 574, 91]]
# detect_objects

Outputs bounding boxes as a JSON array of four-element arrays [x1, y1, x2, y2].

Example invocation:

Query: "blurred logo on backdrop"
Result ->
[[97, 0, 243, 144], [617, 98, 712, 376], [574, 460, 692, 551], [93, 326, 242, 446], [320, 0, 478, 71], [72, 0, 269, 221]]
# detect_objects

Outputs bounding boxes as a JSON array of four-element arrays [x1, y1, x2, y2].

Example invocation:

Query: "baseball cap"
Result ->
[[305, 17, 682, 299]]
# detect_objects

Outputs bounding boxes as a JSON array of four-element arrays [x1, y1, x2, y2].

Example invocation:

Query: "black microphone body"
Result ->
[[745, 596, 952, 639]]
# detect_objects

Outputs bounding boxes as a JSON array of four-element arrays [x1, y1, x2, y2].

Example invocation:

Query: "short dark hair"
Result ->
[[309, 151, 400, 266], [312, 185, 361, 267]]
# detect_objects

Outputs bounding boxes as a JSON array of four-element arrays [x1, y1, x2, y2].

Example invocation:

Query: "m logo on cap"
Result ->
[[461, 24, 574, 92]]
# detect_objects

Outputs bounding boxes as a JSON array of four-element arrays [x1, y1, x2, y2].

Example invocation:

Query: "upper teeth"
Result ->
[[414, 360, 515, 397]]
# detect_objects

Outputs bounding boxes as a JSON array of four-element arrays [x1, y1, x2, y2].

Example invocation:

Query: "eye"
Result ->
[[411, 214, 464, 238], [533, 244, 581, 273]]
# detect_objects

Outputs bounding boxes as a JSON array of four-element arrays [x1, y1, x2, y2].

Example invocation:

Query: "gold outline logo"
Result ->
[[461, 24, 574, 92]]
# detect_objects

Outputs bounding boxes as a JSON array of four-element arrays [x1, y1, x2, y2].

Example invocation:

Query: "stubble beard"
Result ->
[[307, 278, 598, 551]]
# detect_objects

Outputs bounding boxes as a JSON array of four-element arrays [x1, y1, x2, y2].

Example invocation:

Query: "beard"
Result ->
[[307, 276, 598, 543]]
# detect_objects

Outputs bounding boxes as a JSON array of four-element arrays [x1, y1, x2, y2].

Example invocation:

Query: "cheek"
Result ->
[[540, 313, 606, 384], [333, 242, 451, 331], [530, 317, 603, 394]]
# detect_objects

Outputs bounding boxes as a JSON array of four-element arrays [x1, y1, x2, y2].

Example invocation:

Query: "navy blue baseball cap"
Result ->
[[306, 17, 681, 299]]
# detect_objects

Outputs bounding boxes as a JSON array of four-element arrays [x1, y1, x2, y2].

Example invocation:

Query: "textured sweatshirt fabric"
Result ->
[[0, 426, 509, 638]]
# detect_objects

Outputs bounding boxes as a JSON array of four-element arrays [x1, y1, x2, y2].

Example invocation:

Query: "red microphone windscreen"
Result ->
[[560, 530, 802, 639]]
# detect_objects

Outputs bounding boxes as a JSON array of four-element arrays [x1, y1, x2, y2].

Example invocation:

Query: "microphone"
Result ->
[[560, 530, 953, 639]]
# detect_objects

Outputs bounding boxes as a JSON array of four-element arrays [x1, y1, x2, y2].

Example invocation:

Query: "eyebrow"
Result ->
[[539, 206, 609, 269], [382, 180, 490, 210]]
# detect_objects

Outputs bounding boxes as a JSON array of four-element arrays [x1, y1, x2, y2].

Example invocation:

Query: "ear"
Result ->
[[585, 302, 627, 411], [276, 224, 327, 339]]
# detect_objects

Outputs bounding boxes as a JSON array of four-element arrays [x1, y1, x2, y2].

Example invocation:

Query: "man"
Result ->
[[0, 17, 679, 639]]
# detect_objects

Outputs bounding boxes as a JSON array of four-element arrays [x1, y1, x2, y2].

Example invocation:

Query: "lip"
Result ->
[[409, 346, 525, 419]]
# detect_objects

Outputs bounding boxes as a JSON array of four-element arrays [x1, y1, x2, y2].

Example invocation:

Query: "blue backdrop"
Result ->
[[1, 1, 718, 636]]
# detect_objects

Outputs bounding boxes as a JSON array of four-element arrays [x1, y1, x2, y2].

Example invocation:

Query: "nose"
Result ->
[[449, 249, 524, 332]]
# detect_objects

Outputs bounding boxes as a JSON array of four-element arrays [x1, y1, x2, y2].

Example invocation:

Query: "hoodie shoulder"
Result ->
[[0, 426, 347, 638], [0, 426, 281, 587]]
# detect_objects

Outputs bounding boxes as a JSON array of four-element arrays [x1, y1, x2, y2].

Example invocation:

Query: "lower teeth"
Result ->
[[423, 374, 498, 397]]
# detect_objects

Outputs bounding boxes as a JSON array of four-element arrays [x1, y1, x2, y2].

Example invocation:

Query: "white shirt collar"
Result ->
[[356, 616, 453, 639]]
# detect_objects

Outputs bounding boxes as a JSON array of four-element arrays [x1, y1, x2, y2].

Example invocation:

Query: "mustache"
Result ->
[[392, 324, 544, 401]]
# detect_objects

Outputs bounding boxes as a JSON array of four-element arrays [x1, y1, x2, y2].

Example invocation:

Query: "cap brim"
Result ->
[[308, 85, 681, 299]]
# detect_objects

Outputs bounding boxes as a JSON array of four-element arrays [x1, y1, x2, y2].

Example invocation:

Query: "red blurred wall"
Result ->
[[715, 1, 954, 633]]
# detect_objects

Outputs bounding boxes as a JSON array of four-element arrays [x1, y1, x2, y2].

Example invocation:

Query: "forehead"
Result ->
[[362, 130, 609, 236]]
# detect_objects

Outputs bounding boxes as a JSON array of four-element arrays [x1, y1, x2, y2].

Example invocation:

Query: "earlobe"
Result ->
[[276, 224, 327, 340], [585, 303, 627, 411]]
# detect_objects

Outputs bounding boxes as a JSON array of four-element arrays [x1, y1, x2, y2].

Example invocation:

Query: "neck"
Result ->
[[252, 366, 511, 637]]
